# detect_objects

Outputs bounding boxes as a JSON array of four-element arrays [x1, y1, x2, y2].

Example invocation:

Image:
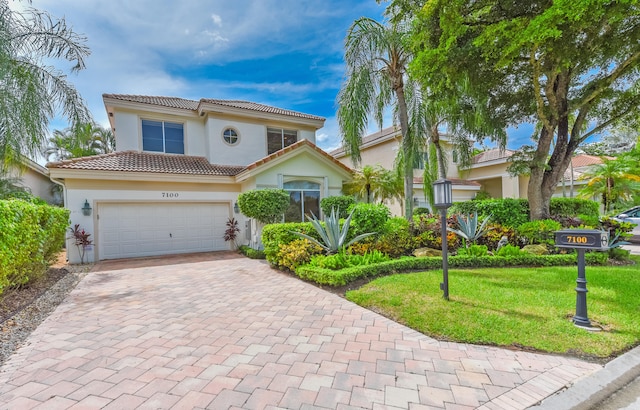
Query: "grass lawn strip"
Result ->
[[345, 257, 640, 359]]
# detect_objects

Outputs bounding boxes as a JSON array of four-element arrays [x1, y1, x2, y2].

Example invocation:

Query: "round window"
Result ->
[[223, 128, 239, 145]]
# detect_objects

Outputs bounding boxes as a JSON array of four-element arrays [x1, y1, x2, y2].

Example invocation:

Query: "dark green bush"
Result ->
[[450, 198, 529, 227], [238, 245, 266, 259], [550, 198, 599, 219], [261, 222, 321, 264], [516, 219, 562, 246], [372, 217, 414, 257], [0, 200, 68, 295], [320, 196, 355, 219], [238, 188, 290, 224], [347, 202, 390, 236], [413, 207, 430, 216], [295, 253, 605, 287]]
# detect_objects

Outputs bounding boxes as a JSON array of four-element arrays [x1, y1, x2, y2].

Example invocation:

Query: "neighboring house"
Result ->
[[5, 157, 60, 204], [332, 126, 606, 215], [331, 126, 480, 215], [48, 94, 352, 263]]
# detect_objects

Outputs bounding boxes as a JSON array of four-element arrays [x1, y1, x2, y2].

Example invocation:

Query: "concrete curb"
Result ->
[[530, 345, 640, 409]]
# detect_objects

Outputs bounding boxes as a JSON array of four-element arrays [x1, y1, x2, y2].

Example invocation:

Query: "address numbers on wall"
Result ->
[[161, 192, 179, 198]]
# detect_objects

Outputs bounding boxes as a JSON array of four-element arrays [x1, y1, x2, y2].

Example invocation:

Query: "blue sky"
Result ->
[[21, 0, 535, 153]]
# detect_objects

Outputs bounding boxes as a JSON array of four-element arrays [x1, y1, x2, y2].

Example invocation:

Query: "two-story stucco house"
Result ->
[[331, 126, 481, 215], [332, 126, 605, 216], [48, 94, 352, 263]]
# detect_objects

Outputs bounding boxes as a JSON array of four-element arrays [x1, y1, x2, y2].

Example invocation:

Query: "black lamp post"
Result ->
[[433, 179, 452, 300]]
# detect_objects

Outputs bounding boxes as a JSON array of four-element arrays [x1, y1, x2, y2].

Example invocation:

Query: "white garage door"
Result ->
[[98, 202, 230, 260]]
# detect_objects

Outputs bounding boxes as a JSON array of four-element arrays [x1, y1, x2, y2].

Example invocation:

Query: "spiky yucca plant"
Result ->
[[292, 207, 376, 254], [448, 213, 492, 248]]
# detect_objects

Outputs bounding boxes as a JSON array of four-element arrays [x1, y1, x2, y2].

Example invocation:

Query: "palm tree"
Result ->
[[578, 157, 640, 212], [343, 164, 403, 205], [337, 17, 428, 220], [43, 122, 110, 162], [0, 2, 91, 170]]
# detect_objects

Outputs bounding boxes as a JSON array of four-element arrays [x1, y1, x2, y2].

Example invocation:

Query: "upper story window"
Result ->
[[267, 128, 297, 155], [223, 128, 239, 145], [142, 119, 184, 154]]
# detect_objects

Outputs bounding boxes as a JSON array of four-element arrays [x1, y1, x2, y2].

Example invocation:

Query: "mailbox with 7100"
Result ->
[[555, 229, 609, 330]]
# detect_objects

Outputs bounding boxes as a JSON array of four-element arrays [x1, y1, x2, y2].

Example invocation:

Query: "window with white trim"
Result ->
[[284, 181, 320, 222], [142, 120, 184, 154], [267, 128, 297, 154], [223, 128, 239, 145]]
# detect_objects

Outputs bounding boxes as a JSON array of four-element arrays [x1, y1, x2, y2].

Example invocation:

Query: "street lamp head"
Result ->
[[433, 179, 453, 209]]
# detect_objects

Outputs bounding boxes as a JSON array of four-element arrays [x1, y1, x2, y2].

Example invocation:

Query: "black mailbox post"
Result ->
[[555, 229, 609, 329]]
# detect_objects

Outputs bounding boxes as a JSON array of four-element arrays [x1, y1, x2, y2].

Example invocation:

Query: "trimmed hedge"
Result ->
[[450, 197, 600, 227], [295, 252, 609, 287], [320, 196, 355, 219], [0, 200, 69, 295]]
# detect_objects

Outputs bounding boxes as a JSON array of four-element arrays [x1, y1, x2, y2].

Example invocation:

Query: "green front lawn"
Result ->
[[346, 256, 640, 358]]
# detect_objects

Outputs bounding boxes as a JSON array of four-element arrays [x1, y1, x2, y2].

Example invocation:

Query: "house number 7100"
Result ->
[[162, 192, 179, 198]]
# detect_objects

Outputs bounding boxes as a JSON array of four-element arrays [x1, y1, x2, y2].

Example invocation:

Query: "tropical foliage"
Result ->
[[292, 207, 376, 254], [0, 1, 90, 169], [578, 156, 640, 212], [237, 188, 290, 224], [447, 213, 492, 248], [43, 122, 114, 162], [342, 165, 402, 205], [398, 0, 640, 220]]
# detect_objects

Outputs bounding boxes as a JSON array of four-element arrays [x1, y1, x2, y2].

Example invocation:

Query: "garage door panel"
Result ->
[[99, 203, 229, 260]]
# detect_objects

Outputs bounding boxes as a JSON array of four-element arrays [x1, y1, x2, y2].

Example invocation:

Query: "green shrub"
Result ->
[[411, 214, 460, 251], [308, 249, 390, 270], [516, 219, 562, 246], [450, 198, 529, 227], [295, 253, 604, 287], [0, 200, 68, 295], [275, 239, 323, 271], [476, 223, 517, 251], [320, 196, 355, 219], [550, 197, 600, 219], [261, 222, 320, 264], [373, 217, 414, 257], [413, 207, 430, 216], [495, 244, 523, 257], [457, 244, 489, 257], [239, 245, 266, 259], [347, 202, 390, 236], [238, 188, 290, 223]]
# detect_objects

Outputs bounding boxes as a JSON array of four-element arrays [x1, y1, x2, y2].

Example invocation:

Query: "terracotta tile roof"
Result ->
[[103, 94, 324, 121], [413, 177, 481, 187], [243, 139, 352, 174], [103, 94, 199, 110], [200, 99, 325, 121], [472, 148, 515, 164], [571, 154, 611, 168], [47, 151, 245, 176]]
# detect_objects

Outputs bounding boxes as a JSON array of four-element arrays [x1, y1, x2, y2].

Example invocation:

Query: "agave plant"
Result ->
[[448, 213, 492, 248], [292, 207, 376, 254]]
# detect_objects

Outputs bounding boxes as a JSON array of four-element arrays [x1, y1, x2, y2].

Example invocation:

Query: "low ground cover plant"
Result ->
[[345, 257, 640, 358]]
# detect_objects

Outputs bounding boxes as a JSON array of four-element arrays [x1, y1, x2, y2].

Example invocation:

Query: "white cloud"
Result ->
[[211, 13, 222, 26]]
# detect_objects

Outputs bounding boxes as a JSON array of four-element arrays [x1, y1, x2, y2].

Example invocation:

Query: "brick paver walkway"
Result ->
[[0, 253, 601, 409]]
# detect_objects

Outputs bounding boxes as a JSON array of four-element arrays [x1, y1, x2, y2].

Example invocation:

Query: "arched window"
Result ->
[[283, 181, 320, 222]]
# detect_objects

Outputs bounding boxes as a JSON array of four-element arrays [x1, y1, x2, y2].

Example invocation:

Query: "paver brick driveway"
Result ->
[[0, 252, 601, 409]]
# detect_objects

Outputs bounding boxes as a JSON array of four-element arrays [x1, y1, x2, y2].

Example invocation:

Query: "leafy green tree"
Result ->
[[578, 157, 640, 212], [400, 0, 640, 220], [237, 189, 290, 224], [342, 164, 402, 205], [43, 122, 110, 162], [0, 1, 90, 169], [337, 17, 429, 220]]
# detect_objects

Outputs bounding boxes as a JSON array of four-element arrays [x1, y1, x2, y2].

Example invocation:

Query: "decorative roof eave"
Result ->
[[197, 101, 325, 129], [103, 96, 201, 122], [235, 139, 353, 183], [47, 167, 238, 184]]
